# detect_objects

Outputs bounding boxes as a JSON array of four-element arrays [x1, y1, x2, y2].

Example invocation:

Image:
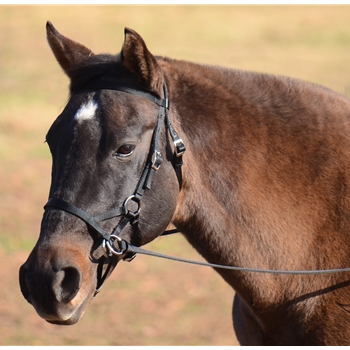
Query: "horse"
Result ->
[[19, 21, 350, 345]]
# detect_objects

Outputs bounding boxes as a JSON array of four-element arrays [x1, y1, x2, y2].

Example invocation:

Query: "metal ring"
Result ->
[[104, 236, 125, 256], [105, 241, 123, 255], [123, 195, 141, 216], [102, 234, 125, 256], [110, 233, 122, 243]]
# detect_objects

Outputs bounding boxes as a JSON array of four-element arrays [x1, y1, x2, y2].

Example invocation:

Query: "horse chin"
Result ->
[[35, 288, 94, 326], [42, 301, 88, 325], [47, 316, 81, 326], [46, 310, 84, 325]]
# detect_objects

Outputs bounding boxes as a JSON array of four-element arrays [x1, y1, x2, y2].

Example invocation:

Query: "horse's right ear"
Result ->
[[46, 21, 94, 77]]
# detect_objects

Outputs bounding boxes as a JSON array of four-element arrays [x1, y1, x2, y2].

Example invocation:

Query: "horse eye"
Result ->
[[115, 144, 136, 157]]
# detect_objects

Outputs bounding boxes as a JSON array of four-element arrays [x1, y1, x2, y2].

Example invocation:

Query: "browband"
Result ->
[[76, 80, 169, 109]]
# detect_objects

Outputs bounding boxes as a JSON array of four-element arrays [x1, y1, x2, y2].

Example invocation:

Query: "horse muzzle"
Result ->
[[19, 245, 96, 325]]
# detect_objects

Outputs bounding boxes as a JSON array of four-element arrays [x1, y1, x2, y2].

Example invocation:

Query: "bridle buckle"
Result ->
[[174, 138, 186, 157], [151, 150, 162, 170]]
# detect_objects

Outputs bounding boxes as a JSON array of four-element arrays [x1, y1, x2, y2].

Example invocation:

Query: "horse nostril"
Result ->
[[52, 266, 82, 303]]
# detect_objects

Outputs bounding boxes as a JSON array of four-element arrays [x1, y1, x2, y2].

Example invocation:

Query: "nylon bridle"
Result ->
[[44, 79, 185, 296]]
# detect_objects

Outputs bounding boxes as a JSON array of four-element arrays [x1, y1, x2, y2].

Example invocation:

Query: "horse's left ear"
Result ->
[[122, 28, 163, 95]]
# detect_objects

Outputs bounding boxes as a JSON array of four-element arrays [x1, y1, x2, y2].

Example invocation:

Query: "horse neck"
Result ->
[[162, 59, 332, 295]]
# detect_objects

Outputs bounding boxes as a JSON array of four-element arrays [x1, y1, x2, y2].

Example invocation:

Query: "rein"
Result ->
[[126, 238, 350, 275], [44, 79, 350, 297]]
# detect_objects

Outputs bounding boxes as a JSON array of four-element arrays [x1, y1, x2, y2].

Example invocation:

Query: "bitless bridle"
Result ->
[[44, 80, 185, 295]]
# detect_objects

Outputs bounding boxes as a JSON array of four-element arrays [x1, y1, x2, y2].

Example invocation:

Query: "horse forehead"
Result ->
[[72, 91, 135, 125], [68, 90, 157, 130]]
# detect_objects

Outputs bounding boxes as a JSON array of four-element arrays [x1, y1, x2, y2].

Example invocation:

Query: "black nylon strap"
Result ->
[[161, 228, 180, 236], [134, 163, 152, 199], [81, 81, 169, 109], [93, 207, 127, 222], [111, 216, 132, 237], [132, 82, 168, 195], [94, 258, 116, 297], [44, 198, 126, 241], [145, 97, 167, 189]]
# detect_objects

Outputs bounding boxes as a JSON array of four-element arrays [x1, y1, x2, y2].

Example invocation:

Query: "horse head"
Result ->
[[19, 22, 183, 325]]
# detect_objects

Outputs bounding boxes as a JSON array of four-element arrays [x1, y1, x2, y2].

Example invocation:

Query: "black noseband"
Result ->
[[44, 80, 185, 295]]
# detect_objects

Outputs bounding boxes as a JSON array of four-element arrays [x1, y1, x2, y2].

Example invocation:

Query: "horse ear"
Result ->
[[46, 21, 94, 77], [122, 28, 163, 94]]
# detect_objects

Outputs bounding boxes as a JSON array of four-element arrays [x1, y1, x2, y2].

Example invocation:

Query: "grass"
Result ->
[[1, 4, 350, 346]]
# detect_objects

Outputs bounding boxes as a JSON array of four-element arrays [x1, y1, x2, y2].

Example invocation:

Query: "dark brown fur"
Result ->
[[20, 22, 350, 345]]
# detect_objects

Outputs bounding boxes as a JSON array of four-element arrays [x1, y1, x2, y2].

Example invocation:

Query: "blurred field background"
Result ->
[[1, 4, 350, 346]]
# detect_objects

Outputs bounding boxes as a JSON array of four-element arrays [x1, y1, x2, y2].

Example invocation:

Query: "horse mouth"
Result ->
[[38, 291, 92, 326]]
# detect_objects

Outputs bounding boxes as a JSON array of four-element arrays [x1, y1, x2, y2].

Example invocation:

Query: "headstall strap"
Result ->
[[44, 78, 185, 295]]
